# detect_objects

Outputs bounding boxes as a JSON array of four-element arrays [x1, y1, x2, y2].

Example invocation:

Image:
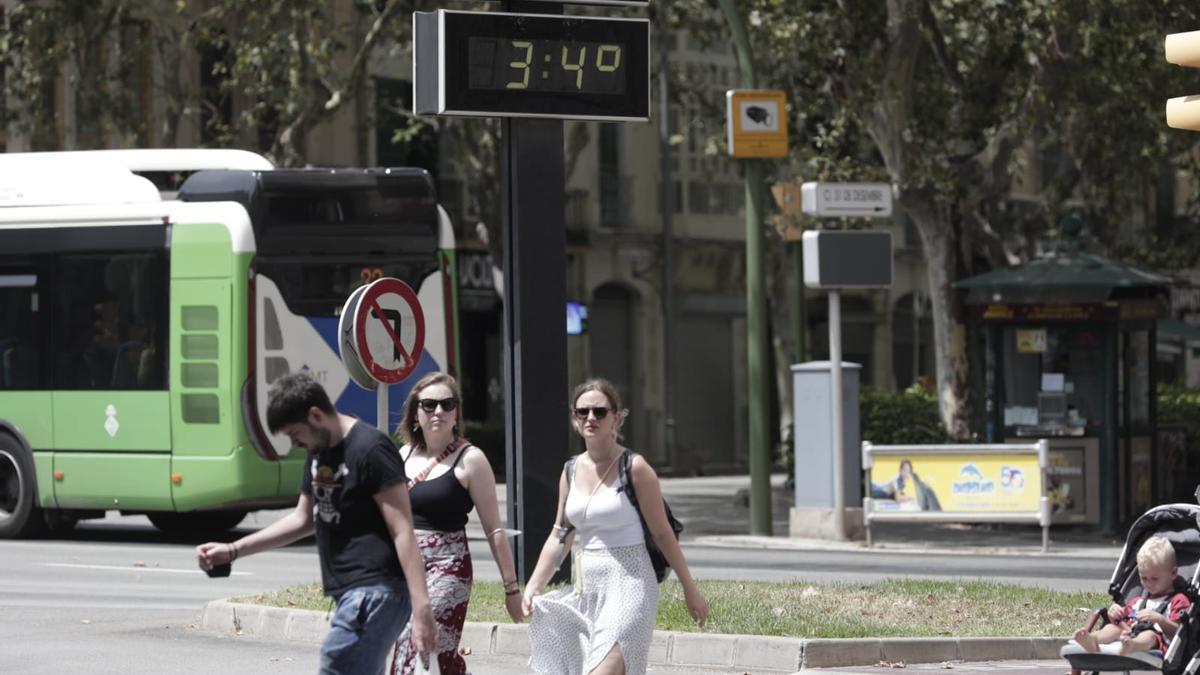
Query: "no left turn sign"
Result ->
[[351, 277, 426, 384]]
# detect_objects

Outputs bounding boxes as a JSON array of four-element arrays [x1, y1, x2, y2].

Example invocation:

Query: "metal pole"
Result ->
[[792, 240, 807, 363], [502, 0, 569, 585], [829, 289, 845, 540], [716, 0, 771, 536], [657, 20, 676, 469], [377, 385, 388, 434], [746, 159, 771, 536]]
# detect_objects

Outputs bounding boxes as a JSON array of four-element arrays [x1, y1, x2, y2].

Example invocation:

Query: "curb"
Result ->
[[201, 600, 1068, 672], [688, 535, 1122, 560]]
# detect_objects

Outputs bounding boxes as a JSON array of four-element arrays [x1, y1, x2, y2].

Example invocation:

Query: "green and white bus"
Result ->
[[0, 150, 458, 538]]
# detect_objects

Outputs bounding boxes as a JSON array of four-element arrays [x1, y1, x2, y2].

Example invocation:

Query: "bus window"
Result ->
[[52, 252, 166, 390], [0, 266, 43, 389], [256, 257, 434, 318]]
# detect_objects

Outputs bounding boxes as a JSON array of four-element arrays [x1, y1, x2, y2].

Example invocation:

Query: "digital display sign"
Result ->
[[414, 10, 650, 121], [467, 37, 627, 94]]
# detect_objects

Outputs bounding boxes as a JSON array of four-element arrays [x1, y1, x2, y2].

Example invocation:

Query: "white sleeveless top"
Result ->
[[564, 479, 645, 550]]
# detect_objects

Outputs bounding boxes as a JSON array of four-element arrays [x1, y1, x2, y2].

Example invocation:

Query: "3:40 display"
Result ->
[[506, 41, 623, 90]]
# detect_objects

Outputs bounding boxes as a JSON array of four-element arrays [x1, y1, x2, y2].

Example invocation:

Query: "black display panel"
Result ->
[[415, 10, 650, 121]]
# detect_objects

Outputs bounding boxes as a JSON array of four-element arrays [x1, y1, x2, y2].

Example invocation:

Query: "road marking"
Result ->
[[42, 562, 252, 576]]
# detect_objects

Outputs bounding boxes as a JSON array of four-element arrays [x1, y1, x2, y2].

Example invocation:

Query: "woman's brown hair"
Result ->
[[571, 377, 626, 437], [398, 372, 464, 450]]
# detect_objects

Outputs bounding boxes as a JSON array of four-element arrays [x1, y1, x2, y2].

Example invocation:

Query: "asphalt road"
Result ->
[[0, 510, 1112, 674]]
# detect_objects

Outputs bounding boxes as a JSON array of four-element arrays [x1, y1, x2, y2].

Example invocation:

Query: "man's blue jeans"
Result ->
[[320, 580, 411, 675]]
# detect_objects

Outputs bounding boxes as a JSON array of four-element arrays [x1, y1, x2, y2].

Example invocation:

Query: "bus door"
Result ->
[[50, 247, 173, 511]]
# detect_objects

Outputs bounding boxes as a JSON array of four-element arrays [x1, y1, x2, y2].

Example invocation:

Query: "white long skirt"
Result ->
[[528, 544, 659, 675]]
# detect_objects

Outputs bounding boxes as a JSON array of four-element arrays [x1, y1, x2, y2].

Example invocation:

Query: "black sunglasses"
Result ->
[[418, 397, 458, 413], [573, 406, 610, 420]]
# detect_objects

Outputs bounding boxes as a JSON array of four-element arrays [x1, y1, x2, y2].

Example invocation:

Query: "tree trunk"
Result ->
[[909, 206, 973, 438]]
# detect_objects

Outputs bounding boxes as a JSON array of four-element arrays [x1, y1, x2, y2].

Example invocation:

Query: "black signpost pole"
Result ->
[[501, 0, 569, 583]]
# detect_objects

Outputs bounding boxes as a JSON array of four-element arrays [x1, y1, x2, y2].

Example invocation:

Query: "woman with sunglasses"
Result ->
[[390, 372, 523, 675], [523, 378, 708, 675]]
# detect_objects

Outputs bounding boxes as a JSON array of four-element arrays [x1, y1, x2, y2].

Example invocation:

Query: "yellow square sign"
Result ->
[[726, 90, 788, 158]]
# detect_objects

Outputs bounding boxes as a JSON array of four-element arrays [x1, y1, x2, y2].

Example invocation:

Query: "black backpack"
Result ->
[[559, 448, 684, 583]]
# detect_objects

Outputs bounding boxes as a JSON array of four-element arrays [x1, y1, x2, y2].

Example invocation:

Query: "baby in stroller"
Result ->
[[1062, 504, 1200, 675], [1072, 537, 1190, 661]]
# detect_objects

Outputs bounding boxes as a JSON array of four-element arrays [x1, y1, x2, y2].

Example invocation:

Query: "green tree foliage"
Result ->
[[1157, 384, 1200, 443], [0, 0, 410, 165], [1, 1, 149, 148], [861, 385, 951, 446], [668, 0, 1200, 437]]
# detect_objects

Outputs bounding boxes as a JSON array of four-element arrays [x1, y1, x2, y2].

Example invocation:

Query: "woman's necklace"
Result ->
[[580, 453, 619, 522]]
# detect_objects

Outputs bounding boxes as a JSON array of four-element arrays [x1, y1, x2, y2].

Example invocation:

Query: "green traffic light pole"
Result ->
[[717, 0, 771, 536]]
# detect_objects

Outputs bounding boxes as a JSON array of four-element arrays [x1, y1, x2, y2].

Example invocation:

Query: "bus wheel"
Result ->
[[0, 433, 45, 539], [148, 511, 248, 538], [43, 511, 79, 535]]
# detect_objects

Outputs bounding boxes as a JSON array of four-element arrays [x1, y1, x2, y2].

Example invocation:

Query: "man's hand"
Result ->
[[409, 602, 436, 653], [196, 542, 235, 570]]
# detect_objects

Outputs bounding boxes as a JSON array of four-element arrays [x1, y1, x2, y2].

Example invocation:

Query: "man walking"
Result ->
[[197, 372, 434, 674]]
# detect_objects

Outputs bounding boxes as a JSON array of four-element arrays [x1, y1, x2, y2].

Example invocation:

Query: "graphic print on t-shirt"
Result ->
[[311, 460, 349, 524]]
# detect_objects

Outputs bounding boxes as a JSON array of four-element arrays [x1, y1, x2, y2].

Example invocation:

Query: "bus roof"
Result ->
[[5, 148, 275, 172], [0, 155, 162, 207]]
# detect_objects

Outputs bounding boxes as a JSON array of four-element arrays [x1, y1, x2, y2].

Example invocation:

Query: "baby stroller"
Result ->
[[1061, 503, 1200, 675]]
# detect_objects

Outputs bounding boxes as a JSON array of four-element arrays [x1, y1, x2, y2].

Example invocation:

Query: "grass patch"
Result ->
[[236, 579, 1105, 638]]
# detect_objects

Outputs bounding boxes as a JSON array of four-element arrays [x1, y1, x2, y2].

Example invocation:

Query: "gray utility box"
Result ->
[[791, 360, 862, 511]]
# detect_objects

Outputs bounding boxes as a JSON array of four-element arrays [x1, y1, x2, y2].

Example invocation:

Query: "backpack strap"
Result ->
[[557, 456, 578, 543], [618, 448, 639, 508]]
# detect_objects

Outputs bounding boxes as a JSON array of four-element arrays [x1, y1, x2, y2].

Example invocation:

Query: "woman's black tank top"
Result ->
[[407, 445, 475, 531]]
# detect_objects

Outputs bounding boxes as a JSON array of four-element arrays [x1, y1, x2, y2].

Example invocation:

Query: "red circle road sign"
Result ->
[[352, 277, 426, 384]]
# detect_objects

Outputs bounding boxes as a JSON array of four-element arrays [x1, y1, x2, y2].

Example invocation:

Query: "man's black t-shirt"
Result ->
[[299, 421, 408, 597]]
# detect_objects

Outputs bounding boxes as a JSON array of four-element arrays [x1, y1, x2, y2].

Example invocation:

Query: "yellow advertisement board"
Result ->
[[868, 453, 1043, 513], [1016, 328, 1047, 353]]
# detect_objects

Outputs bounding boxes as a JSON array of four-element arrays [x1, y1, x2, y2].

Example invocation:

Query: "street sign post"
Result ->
[[338, 285, 377, 392], [800, 182, 893, 218], [802, 230, 893, 540], [725, 89, 788, 158], [341, 277, 426, 433], [353, 277, 426, 384]]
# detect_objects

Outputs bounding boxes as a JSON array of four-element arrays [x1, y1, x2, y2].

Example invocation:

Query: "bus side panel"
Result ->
[[52, 391, 171, 510], [53, 454, 170, 510], [0, 392, 56, 507], [168, 227, 277, 510], [52, 392, 171, 451]]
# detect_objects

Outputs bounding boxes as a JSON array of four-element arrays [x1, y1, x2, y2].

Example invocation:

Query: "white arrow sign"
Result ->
[[801, 182, 893, 218]]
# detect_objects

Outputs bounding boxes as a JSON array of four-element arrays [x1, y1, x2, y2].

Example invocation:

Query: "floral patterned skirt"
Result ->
[[392, 529, 473, 675], [528, 544, 659, 675]]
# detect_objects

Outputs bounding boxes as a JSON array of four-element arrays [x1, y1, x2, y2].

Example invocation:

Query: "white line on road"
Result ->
[[42, 562, 253, 576]]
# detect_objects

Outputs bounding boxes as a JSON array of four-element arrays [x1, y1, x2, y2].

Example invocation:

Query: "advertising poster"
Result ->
[[1046, 448, 1086, 522], [868, 453, 1042, 513]]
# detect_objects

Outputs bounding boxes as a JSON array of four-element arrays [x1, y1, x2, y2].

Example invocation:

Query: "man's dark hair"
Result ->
[[266, 372, 336, 433]]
